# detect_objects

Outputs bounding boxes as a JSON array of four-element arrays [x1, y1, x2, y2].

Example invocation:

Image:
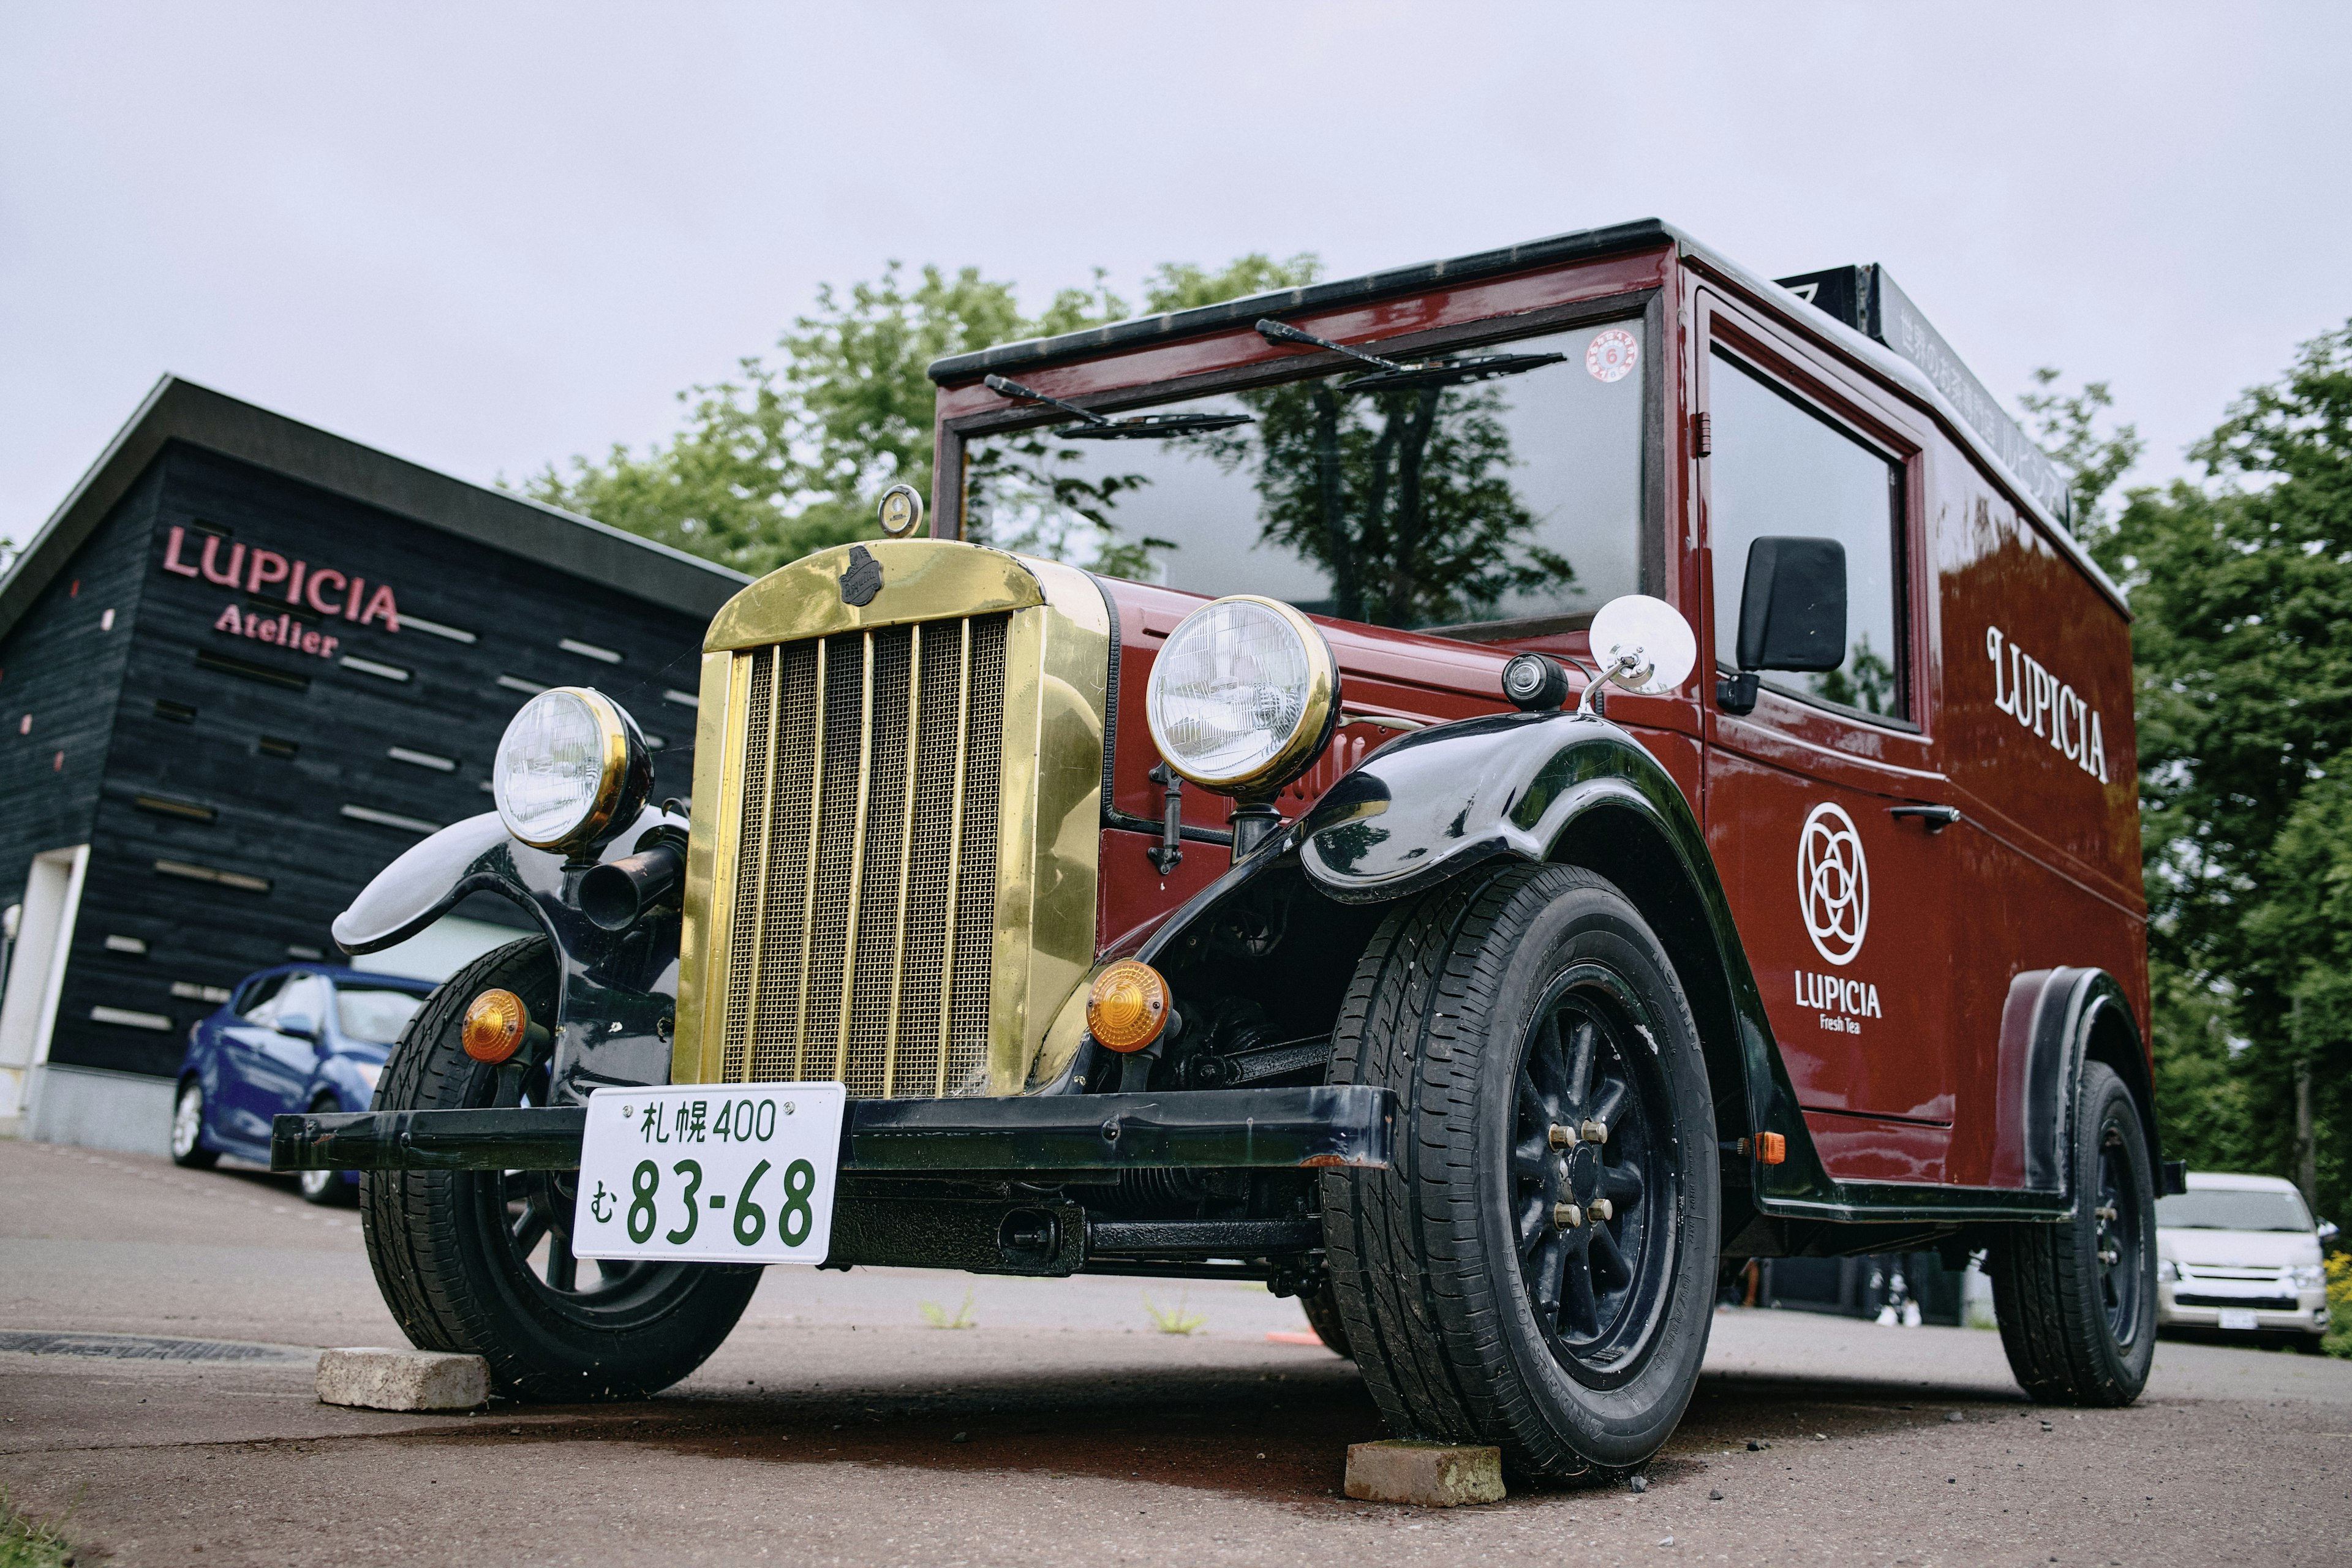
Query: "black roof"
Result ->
[[0, 375, 750, 643], [928, 219, 1676, 383]]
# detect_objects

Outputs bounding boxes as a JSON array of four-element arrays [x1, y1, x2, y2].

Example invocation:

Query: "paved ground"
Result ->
[[2, 1137, 2346, 1567]]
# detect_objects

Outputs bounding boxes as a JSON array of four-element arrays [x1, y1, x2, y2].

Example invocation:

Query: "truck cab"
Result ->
[[285, 219, 2173, 1477]]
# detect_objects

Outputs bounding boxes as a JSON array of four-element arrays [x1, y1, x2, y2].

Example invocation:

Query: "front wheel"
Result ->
[[360, 937, 761, 1402], [170, 1079, 219, 1169], [1321, 864, 1719, 1479], [1989, 1060, 2157, 1405]]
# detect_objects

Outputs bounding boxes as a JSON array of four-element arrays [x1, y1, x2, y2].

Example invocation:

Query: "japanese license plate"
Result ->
[[573, 1084, 845, 1265], [2218, 1308, 2260, 1331]]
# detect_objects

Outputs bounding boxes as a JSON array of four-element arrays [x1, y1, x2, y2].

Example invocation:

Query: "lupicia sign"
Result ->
[[164, 524, 401, 661]]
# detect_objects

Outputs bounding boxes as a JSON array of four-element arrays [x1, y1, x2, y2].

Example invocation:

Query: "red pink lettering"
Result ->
[[212, 602, 339, 660], [166, 527, 398, 633]]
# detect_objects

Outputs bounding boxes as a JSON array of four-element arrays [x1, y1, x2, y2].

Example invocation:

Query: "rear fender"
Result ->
[[329, 805, 689, 1104], [1996, 967, 2155, 1196]]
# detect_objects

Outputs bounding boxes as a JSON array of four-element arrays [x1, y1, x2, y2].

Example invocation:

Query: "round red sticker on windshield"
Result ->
[[1586, 328, 1639, 383]]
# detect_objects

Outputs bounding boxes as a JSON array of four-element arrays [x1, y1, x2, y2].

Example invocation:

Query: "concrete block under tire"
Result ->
[[317, 1347, 489, 1411], [1344, 1440, 1506, 1506]]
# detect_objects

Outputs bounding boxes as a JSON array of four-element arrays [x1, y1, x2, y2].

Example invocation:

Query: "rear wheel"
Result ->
[[1321, 864, 1718, 1479], [361, 937, 760, 1401], [298, 1094, 352, 1206], [1990, 1061, 2157, 1405], [170, 1079, 219, 1169]]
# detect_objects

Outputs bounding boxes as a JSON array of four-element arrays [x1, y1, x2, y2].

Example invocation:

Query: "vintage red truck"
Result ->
[[279, 217, 2176, 1479]]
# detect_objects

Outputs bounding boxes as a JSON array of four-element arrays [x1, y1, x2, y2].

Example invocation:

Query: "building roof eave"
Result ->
[[0, 375, 752, 644]]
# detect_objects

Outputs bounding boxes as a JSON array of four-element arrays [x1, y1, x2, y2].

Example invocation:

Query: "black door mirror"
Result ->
[[276, 1013, 319, 1043], [1718, 536, 1848, 714]]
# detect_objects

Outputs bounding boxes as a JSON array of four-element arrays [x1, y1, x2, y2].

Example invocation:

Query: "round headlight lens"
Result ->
[[1146, 596, 1337, 794], [493, 688, 631, 850]]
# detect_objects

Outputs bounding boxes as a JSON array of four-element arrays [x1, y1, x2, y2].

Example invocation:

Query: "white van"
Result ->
[[2156, 1172, 2334, 1349]]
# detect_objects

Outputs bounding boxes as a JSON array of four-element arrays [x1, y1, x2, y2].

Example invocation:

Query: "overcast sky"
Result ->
[[5, 2, 2346, 545]]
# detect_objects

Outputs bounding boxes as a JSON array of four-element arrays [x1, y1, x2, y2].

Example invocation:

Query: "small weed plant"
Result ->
[[919, 1288, 978, 1330], [2325, 1253, 2351, 1359], [1144, 1290, 1206, 1335], [0, 1486, 74, 1568]]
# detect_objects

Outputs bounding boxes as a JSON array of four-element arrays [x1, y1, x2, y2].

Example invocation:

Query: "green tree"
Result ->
[[2069, 326, 2352, 1223], [519, 255, 1316, 579]]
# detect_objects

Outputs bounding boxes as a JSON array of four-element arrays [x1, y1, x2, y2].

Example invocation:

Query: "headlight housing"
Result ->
[[2289, 1264, 2324, 1290], [2156, 1258, 2179, 1282], [1146, 595, 1339, 797], [492, 687, 652, 853]]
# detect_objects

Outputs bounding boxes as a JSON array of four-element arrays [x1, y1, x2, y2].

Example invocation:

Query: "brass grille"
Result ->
[[715, 616, 1007, 1095]]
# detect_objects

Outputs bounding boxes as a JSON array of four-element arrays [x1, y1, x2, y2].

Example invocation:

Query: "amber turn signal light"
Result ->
[[1085, 960, 1170, 1054], [1755, 1131, 1787, 1165], [462, 989, 530, 1064]]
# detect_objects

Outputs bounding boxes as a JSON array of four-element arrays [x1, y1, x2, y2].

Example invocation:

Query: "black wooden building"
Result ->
[[0, 377, 745, 1153]]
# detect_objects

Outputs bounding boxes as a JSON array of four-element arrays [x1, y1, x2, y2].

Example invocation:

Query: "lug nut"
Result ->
[[1591, 1198, 1615, 1223], [1548, 1124, 1578, 1150], [1554, 1202, 1584, 1230], [1581, 1118, 1609, 1145]]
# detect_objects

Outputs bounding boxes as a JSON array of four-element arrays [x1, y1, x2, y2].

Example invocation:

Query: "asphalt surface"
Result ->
[[2, 1138, 2346, 1567]]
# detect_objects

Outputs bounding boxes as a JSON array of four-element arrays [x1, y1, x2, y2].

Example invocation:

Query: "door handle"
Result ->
[[1888, 804, 1961, 834]]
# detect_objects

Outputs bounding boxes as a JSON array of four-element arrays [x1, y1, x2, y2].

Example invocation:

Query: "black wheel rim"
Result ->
[[467, 1049, 701, 1326], [2094, 1123, 2146, 1349], [1509, 963, 1675, 1390]]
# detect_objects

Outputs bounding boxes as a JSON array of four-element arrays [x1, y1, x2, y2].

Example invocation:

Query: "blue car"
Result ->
[[170, 963, 436, 1203]]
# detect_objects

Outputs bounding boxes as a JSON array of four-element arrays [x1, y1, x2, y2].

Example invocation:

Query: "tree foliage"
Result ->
[[2065, 325, 2352, 1223], [518, 255, 1319, 579]]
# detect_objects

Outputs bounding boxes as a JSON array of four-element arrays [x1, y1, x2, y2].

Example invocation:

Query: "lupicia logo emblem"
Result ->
[[1797, 802, 1869, 967]]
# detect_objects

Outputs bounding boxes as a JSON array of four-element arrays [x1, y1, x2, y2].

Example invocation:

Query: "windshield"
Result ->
[[2155, 1188, 2312, 1233], [336, 986, 426, 1046], [972, 318, 1648, 631]]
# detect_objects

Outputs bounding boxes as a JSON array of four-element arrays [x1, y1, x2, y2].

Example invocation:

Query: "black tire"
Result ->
[[1321, 864, 1719, 1479], [170, 1077, 219, 1169], [360, 937, 761, 1402], [298, 1094, 353, 1206], [1990, 1060, 2157, 1406], [1300, 1283, 1354, 1359]]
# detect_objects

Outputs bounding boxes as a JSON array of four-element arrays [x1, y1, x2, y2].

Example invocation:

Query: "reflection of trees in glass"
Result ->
[[1205, 379, 1572, 627], [1812, 635, 1896, 715], [964, 437, 1171, 579]]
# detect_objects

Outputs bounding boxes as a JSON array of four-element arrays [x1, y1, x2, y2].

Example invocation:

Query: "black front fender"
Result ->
[[330, 805, 688, 1104]]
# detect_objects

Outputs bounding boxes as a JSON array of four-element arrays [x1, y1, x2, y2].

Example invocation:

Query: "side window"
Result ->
[[1708, 352, 1907, 720], [238, 973, 290, 1023], [274, 973, 330, 1030]]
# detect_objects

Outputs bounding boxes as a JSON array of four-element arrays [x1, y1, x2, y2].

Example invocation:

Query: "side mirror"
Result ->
[[1719, 536, 1848, 714], [276, 1014, 318, 1043], [2320, 1219, 2340, 1248]]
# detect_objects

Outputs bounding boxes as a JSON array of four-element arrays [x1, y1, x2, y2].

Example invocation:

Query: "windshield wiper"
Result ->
[[984, 375, 1251, 440], [1254, 318, 1566, 392]]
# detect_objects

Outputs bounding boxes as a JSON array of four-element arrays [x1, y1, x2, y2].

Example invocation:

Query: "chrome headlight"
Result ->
[[492, 687, 651, 852], [1146, 595, 1339, 797], [2288, 1264, 2324, 1290]]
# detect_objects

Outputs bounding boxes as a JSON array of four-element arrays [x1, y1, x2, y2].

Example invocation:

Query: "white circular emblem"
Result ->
[[1586, 327, 1640, 383], [1796, 802, 1869, 966]]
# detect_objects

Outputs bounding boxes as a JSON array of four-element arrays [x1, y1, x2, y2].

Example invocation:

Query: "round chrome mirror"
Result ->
[[1588, 595, 1697, 696]]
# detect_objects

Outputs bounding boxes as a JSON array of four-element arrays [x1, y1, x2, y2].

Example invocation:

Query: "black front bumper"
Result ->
[[271, 1085, 1394, 1177]]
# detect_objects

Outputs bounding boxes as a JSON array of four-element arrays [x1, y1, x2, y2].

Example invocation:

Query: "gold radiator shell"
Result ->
[[673, 540, 1109, 1098]]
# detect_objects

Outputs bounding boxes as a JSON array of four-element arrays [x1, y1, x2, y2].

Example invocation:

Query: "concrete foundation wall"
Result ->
[[20, 1063, 175, 1158]]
